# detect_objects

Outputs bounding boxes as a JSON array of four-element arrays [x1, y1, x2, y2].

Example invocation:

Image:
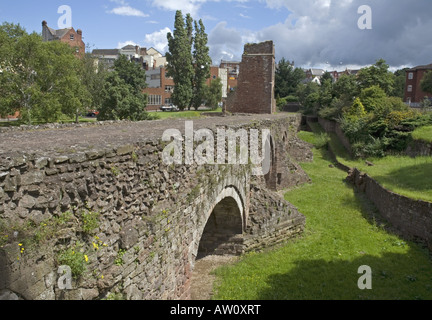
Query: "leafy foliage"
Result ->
[[275, 58, 305, 99], [205, 77, 223, 110], [298, 58, 432, 158], [166, 11, 195, 110], [192, 20, 212, 110], [0, 23, 91, 124]]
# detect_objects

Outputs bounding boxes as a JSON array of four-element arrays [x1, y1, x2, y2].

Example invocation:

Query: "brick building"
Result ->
[[143, 66, 229, 111], [143, 67, 175, 111], [42, 20, 85, 55], [220, 60, 240, 92], [404, 63, 432, 107]]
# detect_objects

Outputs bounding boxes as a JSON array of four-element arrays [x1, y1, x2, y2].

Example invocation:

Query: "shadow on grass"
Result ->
[[373, 163, 432, 194], [257, 248, 432, 300]]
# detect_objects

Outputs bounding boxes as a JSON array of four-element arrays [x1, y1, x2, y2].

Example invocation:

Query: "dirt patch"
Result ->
[[190, 255, 239, 300]]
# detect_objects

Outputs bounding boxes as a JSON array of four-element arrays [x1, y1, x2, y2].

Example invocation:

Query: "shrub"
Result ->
[[359, 85, 387, 113]]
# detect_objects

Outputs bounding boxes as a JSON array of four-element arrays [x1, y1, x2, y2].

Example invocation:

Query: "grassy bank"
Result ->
[[311, 122, 432, 203], [212, 130, 432, 300], [412, 125, 432, 143]]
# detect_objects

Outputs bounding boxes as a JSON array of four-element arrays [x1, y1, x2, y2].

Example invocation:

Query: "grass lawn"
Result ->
[[212, 130, 432, 300], [153, 108, 222, 120], [0, 117, 97, 127], [308, 122, 432, 203], [412, 125, 432, 143]]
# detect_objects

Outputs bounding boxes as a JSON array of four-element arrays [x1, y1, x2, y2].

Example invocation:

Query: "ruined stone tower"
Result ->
[[226, 41, 276, 114]]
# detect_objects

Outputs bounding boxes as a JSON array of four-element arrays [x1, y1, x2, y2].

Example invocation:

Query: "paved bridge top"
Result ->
[[0, 113, 299, 156]]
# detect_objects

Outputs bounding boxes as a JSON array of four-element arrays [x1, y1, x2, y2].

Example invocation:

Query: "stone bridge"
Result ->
[[0, 113, 312, 300]]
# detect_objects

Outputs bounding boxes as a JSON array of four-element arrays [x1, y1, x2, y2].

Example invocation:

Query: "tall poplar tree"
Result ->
[[192, 19, 212, 110], [166, 11, 194, 111]]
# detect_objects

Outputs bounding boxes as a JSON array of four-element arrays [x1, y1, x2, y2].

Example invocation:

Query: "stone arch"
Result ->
[[196, 186, 245, 259]]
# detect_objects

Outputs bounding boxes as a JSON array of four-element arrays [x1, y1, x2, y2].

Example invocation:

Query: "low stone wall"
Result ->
[[347, 168, 432, 248], [244, 183, 305, 252], [317, 117, 352, 155], [406, 140, 432, 157]]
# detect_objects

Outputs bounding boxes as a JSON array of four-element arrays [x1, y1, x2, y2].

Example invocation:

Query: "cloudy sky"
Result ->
[[1, 0, 431, 70]]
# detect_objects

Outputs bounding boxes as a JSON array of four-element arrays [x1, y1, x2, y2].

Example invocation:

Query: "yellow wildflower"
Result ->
[[84, 255, 89, 263]]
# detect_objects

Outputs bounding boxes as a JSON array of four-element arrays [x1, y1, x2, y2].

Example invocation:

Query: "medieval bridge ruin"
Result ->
[[0, 113, 313, 300]]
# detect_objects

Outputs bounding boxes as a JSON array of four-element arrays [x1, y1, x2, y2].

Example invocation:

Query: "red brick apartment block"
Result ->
[[142, 67, 175, 111], [226, 41, 276, 114], [42, 21, 85, 56], [404, 63, 432, 106]]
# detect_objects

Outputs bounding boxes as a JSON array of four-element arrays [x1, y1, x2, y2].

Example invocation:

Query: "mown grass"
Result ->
[[212, 130, 432, 300], [412, 125, 432, 143], [309, 122, 432, 203], [153, 107, 222, 120], [0, 117, 97, 127]]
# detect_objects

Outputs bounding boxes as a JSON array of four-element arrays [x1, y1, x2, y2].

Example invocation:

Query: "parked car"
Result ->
[[160, 105, 179, 112], [86, 110, 99, 117]]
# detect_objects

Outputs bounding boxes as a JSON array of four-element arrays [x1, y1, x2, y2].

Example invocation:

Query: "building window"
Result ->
[[165, 85, 174, 93], [151, 74, 161, 80], [70, 34, 74, 41], [407, 85, 413, 92], [408, 72, 414, 80], [165, 98, 172, 105], [148, 95, 162, 106]]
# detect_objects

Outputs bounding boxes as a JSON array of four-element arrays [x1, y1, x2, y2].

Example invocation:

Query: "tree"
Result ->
[[0, 23, 89, 124], [318, 78, 334, 108], [98, 57, 149, 121], [321, 71, 333, 84], [357, 59, 395, 95], [80, 52, 108, 119], [359, 85, 387, 113], [98, 73, 149, 121], [393, 68, 408, 98], [275, 58, 305, 98], [346, 98, 367, 119], [332, 74, 359, 102], [420, 71, 432, 95], [166, 11, 194, 110], [205, 78, 223, 110], [113, 54, 147, 94], [191, 19, 212, 110]]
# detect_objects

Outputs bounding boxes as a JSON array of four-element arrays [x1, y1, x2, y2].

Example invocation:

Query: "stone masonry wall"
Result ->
[[347, 168, 432, 248], [226, 41, 276, 114], [0, 114, 311, 300]]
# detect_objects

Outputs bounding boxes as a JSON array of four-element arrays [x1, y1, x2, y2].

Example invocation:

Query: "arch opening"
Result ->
[[197, 196, 244, 259], [264, 135, 277, 190]]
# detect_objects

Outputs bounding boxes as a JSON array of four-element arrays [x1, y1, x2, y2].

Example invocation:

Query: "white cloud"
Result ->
[[109, 5, 149, 17], [150, 0, 203, 16], [205, 0, 432, 69], [117, 40, 139, 49], [208, 21, 257, 63], [144, 27, 172, 53]]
